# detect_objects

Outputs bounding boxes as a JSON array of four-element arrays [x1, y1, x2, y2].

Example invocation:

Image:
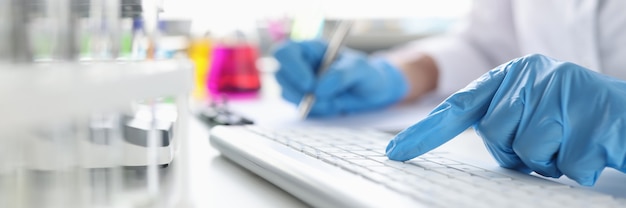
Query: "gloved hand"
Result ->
[[385, 54, 626, 186], [272, 40, 408, 117]]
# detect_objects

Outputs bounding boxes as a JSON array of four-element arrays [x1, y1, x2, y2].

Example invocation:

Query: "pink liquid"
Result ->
[[207, 43, 261, 99]]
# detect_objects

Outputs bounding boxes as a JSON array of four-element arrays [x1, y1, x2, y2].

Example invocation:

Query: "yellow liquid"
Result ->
[[187, 38, 213, 101]]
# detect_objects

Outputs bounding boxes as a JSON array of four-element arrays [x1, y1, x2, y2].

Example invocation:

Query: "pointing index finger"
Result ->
[[385, 65, 511, 161]]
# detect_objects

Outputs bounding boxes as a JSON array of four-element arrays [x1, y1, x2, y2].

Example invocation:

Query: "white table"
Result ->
[[181, 65, 626, 207], [184, 117, 309, 208], [183, 109, 626, 207]]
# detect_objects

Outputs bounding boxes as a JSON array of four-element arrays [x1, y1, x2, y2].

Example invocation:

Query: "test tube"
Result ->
[[141, 0, 162, 60], [146, 100, 163, 205], [85, 0, 121, 60], [7, 0, 32, 63], [47, 0, 79, 60], [0, 0, 9, 62], [22, 0, 80, 61], [0, 131, 22, 208], [83, 112, 127, 207], [1, 0, 32, 206], [170, 94, 192, 207]]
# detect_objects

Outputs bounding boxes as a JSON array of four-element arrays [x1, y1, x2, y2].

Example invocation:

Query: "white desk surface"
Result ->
[[184, 69, 626, 207], [185, 117, 308, 208], [186, 102, 626, 207]]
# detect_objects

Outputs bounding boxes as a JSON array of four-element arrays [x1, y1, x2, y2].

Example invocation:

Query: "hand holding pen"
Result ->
[[297, 20, 354, 118], [273, 20, 410, 117]]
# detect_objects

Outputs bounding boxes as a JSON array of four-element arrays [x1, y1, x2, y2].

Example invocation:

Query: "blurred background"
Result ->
[[170, 0, 471, 54], [0, 0, 470, 207]]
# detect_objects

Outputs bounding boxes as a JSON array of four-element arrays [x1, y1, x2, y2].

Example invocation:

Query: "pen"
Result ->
[[297, 20, 354, 119]]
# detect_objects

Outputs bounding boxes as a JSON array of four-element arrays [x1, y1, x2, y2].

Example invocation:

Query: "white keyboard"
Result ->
[[210, 125, 626, 208]]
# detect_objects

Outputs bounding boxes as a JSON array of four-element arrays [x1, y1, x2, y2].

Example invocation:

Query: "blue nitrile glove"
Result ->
[[385, 54, 626, 186], [272, 40, 408, 117]]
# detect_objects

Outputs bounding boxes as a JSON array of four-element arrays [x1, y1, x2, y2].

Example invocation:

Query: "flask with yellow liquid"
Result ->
[[187, 33, 213, 101]]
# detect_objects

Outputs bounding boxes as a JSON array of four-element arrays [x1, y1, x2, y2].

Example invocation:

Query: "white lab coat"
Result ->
[[394, 0, 626, 94]]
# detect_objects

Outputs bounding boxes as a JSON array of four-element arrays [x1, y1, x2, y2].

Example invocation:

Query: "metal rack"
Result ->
[[0, 60, 193, 208], [0, 60, 191, 130], [0, 60, 192, 167], [0, 0, 194, 206]]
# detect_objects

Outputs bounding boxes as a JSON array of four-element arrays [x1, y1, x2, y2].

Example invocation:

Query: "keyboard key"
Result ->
[[288, 141, 305, 151], [506, 176, 571, 189], [418, 154, 442, 159], [448, 164, 486, 172], [366, 166, 402, 175], [345, 158, 384, 167], [301, 146, 320, 157], [348, 150, 384, 156], [355, 142, 387, 149], [432, 167, 472, 177], [319, 155, 342, 165], [399, 164, 427, 174], [330, 152, 365, 160], [405, 170, 450, 181], [455, 175, 499, 186], [424, 158, 462, 165], [387, 172, 425, 182], [367, 155, 391, 162], [469, 171, 513, 181], [335, 145, 369, 151], [316, 146, 349, 153], [407, 161, 447, 169], [369, 148, 387, 155], [402, 177, 438, 188], [382, 160, 409, 169], [340, 163, 370, 175]]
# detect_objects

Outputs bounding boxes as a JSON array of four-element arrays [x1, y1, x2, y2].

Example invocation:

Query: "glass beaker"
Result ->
[[207, 32, 261, 99]]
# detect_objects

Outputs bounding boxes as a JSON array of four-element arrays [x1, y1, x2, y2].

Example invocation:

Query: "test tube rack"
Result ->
[[0, 60, 193, 169]]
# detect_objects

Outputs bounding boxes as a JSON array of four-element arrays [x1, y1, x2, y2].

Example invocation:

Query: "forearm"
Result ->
[[387, 53, 439, 102]]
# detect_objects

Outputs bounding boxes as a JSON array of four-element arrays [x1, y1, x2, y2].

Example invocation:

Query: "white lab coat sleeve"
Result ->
[[387, 0, 520, 94]]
